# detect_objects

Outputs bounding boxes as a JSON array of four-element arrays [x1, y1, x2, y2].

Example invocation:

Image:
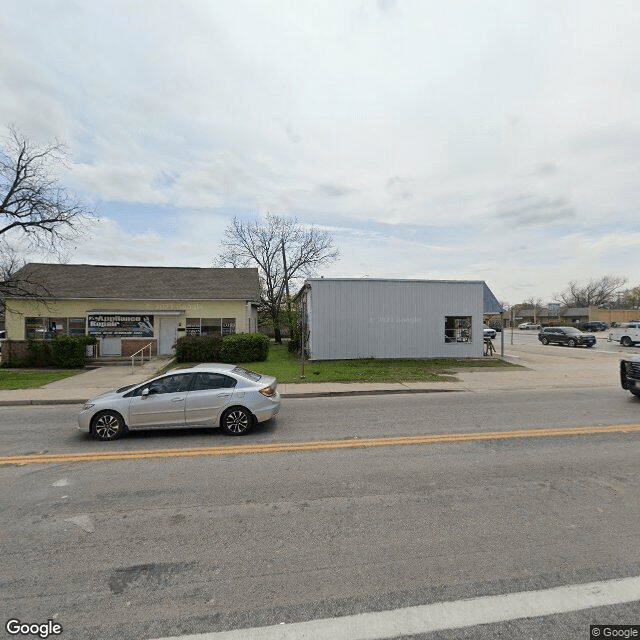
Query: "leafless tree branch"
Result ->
[[215, 214, 339, 341]]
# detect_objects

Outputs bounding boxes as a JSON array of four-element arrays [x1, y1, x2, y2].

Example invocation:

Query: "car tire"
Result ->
[[567, 339, 577, 347], [221, 407, 254, 436], [586, 343, 594, 348], [630, 390, 640, 399], [540, 337, 549, 345], [621, 336, 633, 347], [91, 411, 126, 441]]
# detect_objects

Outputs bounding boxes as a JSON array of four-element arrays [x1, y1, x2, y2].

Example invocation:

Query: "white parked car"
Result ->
[[78, 364, 280, 440], [518, 322, 541, 330]]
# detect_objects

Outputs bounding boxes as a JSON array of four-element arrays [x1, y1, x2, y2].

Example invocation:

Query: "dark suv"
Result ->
[[579, 321, 609, 332], [538, 326, 596, 348], [620, 357, 640, 398]]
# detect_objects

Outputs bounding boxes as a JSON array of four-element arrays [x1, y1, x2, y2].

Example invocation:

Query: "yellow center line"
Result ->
[[1, 423, 639, 466]]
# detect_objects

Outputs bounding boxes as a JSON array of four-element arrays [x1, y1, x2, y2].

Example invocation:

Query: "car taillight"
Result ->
[[259, 385, 277, 397]]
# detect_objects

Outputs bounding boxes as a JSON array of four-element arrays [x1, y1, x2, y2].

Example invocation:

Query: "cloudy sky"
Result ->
[[2, 0, 638, 305]]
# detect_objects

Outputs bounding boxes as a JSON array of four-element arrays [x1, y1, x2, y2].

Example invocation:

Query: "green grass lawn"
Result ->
[[0, 370, 84, 390], [176, 342, 515, 384]]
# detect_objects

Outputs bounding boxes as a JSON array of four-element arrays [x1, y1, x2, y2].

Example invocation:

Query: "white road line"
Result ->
[[151, 576, 640, 640]]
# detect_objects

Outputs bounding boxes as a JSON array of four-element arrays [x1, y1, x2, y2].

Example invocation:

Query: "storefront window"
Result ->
[[68, 318, 86, 335], [186, 318, 201, 336], [186, 318, 237, 336], [222, 318, 236, 335], [201, 318, 222, 336], [25, 317, 46, 339], [25, 317, 87, 339], [48, 318, 67, 338]]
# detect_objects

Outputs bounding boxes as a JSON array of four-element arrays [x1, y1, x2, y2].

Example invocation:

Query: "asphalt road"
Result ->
[[2, 389, 640, 640]]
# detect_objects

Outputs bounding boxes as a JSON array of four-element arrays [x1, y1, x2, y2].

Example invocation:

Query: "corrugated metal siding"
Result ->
[[306, 279, 486, 360]]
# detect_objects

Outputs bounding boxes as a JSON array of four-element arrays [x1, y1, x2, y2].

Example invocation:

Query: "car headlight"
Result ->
[[83, 403, 95, 411]]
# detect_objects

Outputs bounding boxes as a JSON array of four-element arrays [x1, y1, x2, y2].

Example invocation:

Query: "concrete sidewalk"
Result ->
[[0, 344, 625, 406]]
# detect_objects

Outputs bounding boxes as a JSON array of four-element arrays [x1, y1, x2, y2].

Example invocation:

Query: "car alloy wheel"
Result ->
[[567, 339, 577, 347], [91, 411, 125, 441], [541, 337, 549, 345], [221, 407, 253, 436], [621, 336, 633, 347]]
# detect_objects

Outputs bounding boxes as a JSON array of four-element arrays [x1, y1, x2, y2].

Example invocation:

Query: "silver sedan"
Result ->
[[78, 364, 280, 440]]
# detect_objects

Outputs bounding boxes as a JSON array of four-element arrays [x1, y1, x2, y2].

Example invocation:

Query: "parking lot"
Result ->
[[498, 326, 639, 355]]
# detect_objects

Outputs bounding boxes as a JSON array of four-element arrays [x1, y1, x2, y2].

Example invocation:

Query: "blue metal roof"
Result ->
[[483, 283, 503, 314]]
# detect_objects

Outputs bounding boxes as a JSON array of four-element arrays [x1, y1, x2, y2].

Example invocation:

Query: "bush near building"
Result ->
[[174, 335, 224, 363], [175, 333, 270, 364], [1, 336, 97, 368]]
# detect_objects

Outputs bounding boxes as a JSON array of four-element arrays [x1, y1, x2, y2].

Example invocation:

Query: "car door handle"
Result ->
[[171, 398, 185, 403], [217, 393, 231, 398]]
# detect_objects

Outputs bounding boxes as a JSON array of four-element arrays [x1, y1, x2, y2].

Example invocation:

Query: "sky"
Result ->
[[1, 0, 639, 306]]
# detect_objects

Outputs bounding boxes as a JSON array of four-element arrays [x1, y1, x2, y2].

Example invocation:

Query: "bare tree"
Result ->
[[1, 126, 92, 254], [0, 242, 51, 315], [216, 214, 339, 342], [616, 285, 640, 309], [522, 297, 544, 322], [554, 276, 628, 309]]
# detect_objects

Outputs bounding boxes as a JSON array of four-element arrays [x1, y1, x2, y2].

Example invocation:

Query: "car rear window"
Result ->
[[232, 366, 262, 382]]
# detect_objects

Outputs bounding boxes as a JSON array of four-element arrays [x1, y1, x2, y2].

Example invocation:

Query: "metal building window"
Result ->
[[445, 316, 472, 343]]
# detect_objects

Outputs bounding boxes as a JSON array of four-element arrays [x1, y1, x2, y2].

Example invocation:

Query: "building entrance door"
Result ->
[[158, 318, 178, 355]]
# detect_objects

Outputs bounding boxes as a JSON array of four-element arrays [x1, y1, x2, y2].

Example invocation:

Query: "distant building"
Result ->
[[302, 278, 502, 360], [4, 263, 260, 356]]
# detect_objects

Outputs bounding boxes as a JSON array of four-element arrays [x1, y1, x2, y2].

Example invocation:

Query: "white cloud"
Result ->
[[1, 0, 639, 301]]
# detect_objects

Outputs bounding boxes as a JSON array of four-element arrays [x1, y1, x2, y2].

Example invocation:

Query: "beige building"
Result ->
[[4, 264, 260, 356]]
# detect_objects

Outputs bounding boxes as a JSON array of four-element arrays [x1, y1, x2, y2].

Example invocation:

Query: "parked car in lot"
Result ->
[[538, 326, 596, 348], [620, 356, 640, 398], [518, 322, 541, 330], [608, 322, 640, 347], [78, 364, 281, 441], [483, 325, 496, 339], [579, 321, 609, 332]]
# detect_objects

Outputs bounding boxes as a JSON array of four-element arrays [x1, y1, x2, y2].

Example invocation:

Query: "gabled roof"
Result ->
[[8, 263, 260, 301]]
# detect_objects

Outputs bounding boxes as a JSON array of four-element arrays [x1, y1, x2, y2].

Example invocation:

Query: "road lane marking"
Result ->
[[1, 423, 639, 466], [150, 576, 640, 640]]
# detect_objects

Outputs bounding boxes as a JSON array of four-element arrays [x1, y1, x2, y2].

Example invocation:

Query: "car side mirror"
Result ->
[[142, 388, 150, 397]]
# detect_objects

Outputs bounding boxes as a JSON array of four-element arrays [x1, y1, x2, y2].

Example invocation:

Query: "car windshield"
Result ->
[[232, 366, 262, 382]]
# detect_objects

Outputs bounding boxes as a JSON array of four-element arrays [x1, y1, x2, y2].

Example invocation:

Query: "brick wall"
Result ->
[[121, 339, 158, 357]]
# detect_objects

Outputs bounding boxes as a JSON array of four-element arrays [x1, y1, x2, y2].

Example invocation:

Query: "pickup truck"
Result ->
[[620, 356, 640, 398], [608, 322, 640, 347]]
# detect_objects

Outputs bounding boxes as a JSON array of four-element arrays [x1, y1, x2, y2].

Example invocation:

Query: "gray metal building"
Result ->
[[303, 278, 502, 360]]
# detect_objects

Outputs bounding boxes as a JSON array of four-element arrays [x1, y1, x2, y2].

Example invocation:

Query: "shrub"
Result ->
[[175, 335, 223, 363], [25, 339, 52, 367], [50, 335, 97, 368], [220, 333, 270, 363], [0, 336, 97, 368]]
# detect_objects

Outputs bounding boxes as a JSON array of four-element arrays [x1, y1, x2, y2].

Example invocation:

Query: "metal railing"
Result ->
[[131, 343, 153, 373]]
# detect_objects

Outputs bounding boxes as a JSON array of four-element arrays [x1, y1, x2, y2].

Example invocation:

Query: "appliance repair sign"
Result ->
[[88, 315, 154, 337]]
